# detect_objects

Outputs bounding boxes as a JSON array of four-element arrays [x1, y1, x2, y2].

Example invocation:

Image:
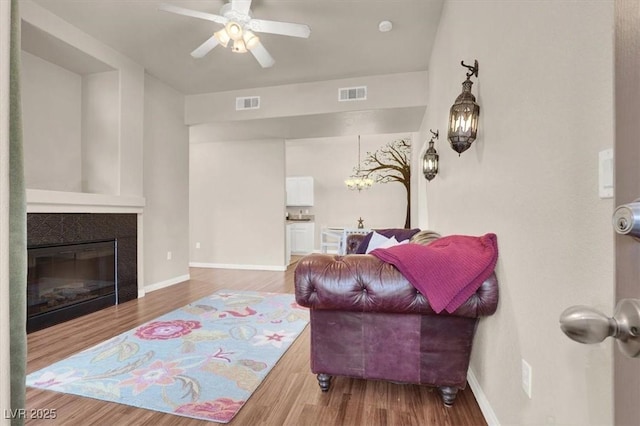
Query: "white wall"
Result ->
[[286, 133, 411, 248], [82, 71, 118, 194], [21, 0, 144, 198], [185, 72, 428, 125], [143, 74, 190, 289], [21, 51, 82, 192], [418, 1, 614, 424], [189, 138, 286, 269]]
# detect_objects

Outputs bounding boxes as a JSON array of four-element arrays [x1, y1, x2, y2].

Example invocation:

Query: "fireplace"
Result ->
[[27, 240, 117, 332], [27, 213, 138, 333]]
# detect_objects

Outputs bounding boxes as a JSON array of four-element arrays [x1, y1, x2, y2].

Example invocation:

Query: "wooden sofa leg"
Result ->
[[317, 373, 332, 392], [438, 386, 459, 406]]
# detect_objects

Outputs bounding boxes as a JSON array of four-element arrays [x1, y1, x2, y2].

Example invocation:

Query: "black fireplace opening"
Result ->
[[27, 239, 117, 333]]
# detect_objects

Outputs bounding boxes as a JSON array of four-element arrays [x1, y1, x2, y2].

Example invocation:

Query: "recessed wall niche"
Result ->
[[21, 20, 119, 195]]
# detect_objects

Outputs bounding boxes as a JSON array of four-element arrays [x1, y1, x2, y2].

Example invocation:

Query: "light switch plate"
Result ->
[[599, 149, 614, 199]]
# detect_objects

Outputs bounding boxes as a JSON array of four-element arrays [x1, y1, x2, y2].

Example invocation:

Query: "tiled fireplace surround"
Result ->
[[27, 213, 138, 328]]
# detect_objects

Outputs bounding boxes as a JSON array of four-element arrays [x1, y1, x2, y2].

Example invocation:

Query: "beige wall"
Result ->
[[20, 0, 176, 297], [418, 1, 614, 424], [21, 52, 121, 196], [21, 51, 82, 192], [143, 74, 190, 289], [21, 0, 144, 198], [189, 138, 286, 269], [286, 133, 412, 248], [81, 70, 119, 194], [185, 72, 428, 126]]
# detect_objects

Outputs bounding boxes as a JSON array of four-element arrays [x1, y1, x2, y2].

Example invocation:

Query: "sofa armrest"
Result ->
[[294, 254, 498, 318]]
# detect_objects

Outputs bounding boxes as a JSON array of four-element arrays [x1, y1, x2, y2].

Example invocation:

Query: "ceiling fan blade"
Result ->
[[250, 42, 275, 68], [231, 0, 252, 15], [158, 3, 227, 25], [190, 35, 220, 58], [249, 19, 311, 38]]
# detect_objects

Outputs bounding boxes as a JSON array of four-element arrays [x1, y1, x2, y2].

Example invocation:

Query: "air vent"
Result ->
[[236, 96, 260, 110], [338, 86, 367, 102]]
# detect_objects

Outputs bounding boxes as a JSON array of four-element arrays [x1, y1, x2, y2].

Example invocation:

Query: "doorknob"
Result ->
[[559, 299, 640, 358], [613, 200, 640, 239]]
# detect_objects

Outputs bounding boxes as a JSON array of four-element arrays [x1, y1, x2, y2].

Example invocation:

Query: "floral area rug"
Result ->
[[26, 290, 309, 423]]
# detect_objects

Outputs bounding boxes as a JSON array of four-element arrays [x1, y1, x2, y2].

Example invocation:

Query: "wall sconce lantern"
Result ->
[[423, 129, 439, 181], [448, 60, 480, 155]]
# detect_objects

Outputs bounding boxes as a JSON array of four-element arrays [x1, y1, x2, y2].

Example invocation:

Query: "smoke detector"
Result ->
[[378, 20, 393, 32]]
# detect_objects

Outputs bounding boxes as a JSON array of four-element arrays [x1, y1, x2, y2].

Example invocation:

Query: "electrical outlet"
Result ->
[[167, 251, 172, 260], [195, 242, 201, 249], [522, 359, 532, 398]]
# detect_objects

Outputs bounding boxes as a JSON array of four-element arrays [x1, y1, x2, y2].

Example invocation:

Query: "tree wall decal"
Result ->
[[358, 138, 411, 228]]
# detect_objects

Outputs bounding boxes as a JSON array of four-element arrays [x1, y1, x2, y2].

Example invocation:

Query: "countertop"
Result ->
[[286, 215, 314, 223]]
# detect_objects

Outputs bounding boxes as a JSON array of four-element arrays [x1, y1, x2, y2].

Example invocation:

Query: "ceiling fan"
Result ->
[[159, 0, 311, 68]]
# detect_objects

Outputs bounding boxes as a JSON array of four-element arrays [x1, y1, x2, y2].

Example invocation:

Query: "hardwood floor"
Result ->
[[25, 260, 488, 426]]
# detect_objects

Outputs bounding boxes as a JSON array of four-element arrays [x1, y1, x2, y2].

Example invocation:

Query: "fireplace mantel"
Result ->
[[27, 189, 145, 214]]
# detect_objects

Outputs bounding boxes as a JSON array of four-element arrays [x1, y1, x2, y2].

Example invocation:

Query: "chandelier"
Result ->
[[345, 135, 374, 191]]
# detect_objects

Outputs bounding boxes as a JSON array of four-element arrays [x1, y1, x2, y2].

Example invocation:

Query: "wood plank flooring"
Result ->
[[25, 259, 488, 426]]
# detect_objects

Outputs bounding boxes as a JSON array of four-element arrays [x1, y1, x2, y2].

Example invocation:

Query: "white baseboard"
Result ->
[[145, 274, 190, 293], [189, 262, 286, 272], [467, 368, 500, 426]]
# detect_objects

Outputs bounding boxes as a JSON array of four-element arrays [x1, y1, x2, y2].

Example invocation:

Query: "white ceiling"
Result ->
[[28, 0, 444, 96], [22, 0, 444, 140]]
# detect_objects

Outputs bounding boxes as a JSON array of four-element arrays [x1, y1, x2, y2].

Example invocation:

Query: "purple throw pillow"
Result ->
[[355, 228, 421, 254]]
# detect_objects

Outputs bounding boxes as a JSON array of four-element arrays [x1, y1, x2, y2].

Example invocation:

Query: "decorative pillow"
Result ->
[[365, 234, 410, 253], [355, 228, 421, 254], [364, 231, 390, 253], [378, 236, 410, 250]]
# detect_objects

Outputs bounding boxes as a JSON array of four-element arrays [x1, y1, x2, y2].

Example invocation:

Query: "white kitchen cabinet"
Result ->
[[289, 222, 315, 254], [286, 176, 314, 206]]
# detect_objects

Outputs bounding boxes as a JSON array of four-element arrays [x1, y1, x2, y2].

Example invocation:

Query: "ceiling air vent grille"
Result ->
[[338, 86, 367, 102], [236, 96, 260, 110]]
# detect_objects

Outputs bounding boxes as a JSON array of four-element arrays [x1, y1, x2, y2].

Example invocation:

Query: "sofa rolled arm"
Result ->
[[294, 254, 498, 318]]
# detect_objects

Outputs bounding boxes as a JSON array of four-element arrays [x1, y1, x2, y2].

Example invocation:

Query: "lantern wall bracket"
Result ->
[[429, 129, 439, 141], [461, 60, 479, 79]]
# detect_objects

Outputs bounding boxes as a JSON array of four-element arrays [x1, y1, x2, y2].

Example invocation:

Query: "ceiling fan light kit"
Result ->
[[226, 21, 243, 40], [159, 0, 311, 68], [232, 39, 247, 53], [214, 29, 231, 48], [243, 31, 260, 50]]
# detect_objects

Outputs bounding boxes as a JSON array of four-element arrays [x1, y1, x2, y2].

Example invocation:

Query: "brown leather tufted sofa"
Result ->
[[294, 234, 499, 406]]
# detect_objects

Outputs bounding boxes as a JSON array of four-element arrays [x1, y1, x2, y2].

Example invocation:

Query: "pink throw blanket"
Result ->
[[371, 233, 498, 314]]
